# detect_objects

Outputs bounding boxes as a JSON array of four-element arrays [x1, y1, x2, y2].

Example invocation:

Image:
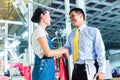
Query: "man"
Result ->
[[64, 8, 106, 80]]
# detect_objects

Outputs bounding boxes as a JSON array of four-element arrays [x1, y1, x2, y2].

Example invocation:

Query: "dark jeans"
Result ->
[[72, 64, 87, 80]]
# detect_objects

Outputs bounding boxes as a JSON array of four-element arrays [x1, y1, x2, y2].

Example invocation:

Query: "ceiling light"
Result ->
[[5, 0, 12, 3], [10, 40, 21, 48], [22, 31, 28, 38], [0, 37, 2, 40], [0, 27, 4, 38]]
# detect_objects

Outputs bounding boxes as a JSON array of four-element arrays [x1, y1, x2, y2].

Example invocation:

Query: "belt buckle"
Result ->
[[74, 64, 79, 68]]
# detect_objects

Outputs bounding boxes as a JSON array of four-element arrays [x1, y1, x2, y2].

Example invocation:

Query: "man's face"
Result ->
[[70, 11, 83, 27]]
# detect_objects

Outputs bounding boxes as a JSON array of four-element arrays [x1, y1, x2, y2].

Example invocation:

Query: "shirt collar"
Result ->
[[78, 24, 87, 31]]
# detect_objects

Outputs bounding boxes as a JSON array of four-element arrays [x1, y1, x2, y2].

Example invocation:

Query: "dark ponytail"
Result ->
[[31, 7, 48, 23]]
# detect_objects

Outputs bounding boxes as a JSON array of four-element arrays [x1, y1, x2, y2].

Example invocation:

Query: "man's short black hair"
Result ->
[[69, 8, 85, 20]]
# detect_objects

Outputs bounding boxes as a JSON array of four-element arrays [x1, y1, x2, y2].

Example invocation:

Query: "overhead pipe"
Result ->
[[28, 1, 65, 14]]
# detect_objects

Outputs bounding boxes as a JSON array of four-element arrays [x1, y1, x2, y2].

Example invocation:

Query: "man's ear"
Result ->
[[79, 13, 83, 18]]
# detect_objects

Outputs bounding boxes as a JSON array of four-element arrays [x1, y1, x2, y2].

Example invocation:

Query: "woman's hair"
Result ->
[[69, 8, 85, 20], [31, 7, 48, 23]]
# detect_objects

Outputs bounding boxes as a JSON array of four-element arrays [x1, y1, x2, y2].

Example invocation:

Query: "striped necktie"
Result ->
[[73, 28, 79, 62]]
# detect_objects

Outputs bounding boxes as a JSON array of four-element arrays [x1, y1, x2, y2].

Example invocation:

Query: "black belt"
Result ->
[[74, 64, 85, 69]]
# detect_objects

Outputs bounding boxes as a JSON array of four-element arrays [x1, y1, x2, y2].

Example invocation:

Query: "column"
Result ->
[[28, 0, 34, 65], [4, 23, 8, 72], [76, 0, 87, 21], [64, 0, 73, 80]]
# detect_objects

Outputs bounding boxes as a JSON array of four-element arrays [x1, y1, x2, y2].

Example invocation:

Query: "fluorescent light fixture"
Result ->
[[10, 40, 21, 48], [22, 31, 28, 38], [0, 51, 4, 57], [109, 50, 120, 55], [0, 37, 2, 40], [1, 27, 5, 30]]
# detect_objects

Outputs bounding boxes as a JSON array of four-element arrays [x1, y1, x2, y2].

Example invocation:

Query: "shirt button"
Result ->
[[41, 60, 44, 62], [40, 68, 43, 70]]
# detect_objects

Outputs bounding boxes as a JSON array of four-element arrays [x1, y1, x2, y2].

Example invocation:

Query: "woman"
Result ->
[[31, 7, 69, 80]]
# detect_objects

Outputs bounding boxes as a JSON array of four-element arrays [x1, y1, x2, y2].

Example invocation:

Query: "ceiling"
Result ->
[[0, 0, 120, 50]]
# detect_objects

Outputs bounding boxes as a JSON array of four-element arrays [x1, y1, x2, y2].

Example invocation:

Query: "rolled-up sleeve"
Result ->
[[64, 36, 72, 55]]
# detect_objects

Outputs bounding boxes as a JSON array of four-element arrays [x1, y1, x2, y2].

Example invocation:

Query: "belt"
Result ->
[[74, 64, 85, 69]]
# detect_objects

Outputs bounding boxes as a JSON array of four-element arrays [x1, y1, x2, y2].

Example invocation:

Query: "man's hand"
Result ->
[[94, 72, 105, 80]]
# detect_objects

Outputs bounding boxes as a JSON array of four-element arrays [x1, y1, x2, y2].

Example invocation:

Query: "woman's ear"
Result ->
[[40, 14, 44, 19]]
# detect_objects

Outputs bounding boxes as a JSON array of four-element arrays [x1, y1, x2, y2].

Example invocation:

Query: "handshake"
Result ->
[[59, 48, 69, 58]]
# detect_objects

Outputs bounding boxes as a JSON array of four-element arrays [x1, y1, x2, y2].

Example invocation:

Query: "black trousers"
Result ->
[[72, 64, 87, 80]]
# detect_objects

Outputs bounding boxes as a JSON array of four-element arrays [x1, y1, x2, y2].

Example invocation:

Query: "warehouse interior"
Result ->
[[0, 0, 120, 80]]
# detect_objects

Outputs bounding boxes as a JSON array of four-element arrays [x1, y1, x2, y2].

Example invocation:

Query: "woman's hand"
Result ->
[[62, 48, 69, 58]]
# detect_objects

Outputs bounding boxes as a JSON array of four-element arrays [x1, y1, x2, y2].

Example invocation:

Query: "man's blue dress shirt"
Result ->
[[64, 24, 106, 73]]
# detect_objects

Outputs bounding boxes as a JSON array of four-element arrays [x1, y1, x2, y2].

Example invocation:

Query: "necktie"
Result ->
[[73, 28, 79, 62]]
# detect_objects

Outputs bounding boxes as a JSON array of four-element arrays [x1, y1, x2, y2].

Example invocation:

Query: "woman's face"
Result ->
[[42, 11, 51, 26]]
